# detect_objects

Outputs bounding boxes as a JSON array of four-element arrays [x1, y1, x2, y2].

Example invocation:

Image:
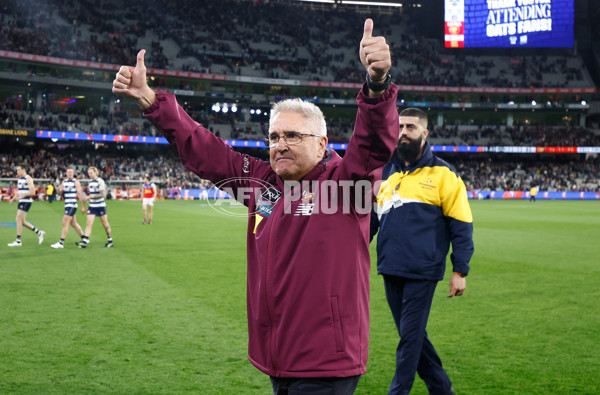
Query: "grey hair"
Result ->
[[270, 98, 327, 137]]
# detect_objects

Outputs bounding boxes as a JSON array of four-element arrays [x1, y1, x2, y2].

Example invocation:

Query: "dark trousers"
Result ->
[[383, 275, 452, 395], [270, 375, 360, 395]]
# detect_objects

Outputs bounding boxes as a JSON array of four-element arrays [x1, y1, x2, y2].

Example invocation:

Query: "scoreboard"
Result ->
[[444, 0, 574, 48]]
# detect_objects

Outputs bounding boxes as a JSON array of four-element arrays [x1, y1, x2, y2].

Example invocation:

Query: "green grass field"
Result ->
[[1, 199, 599, 394]]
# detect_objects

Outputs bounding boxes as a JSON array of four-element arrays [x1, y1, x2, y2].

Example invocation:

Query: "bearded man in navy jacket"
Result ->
[[370, 107, 474, 395]]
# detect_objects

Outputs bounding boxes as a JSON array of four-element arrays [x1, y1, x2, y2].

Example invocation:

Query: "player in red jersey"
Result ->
[[141, 175, 157, 225]]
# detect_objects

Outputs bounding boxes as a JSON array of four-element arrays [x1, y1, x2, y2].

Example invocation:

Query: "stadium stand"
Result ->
[[1, 146, 598, 194], [0, 0, 599, 195], [0, 0, 595, 88]]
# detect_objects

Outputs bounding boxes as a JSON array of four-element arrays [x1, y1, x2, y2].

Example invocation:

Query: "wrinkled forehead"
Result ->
[[269, 111, 308, 133], [399, 116, 426, 129]]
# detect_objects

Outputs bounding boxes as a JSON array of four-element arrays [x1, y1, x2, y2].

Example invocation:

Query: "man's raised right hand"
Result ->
[[112, 49, 156, 110]]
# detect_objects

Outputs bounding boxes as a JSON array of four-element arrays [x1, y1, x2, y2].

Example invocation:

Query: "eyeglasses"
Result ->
[[264, 131, 322, 148]]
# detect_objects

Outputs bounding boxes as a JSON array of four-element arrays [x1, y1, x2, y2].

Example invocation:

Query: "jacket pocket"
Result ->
[[330, 296, 345, 352]]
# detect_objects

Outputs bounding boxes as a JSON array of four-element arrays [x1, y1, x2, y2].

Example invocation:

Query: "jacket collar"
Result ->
[[303, 149, 339, 180]]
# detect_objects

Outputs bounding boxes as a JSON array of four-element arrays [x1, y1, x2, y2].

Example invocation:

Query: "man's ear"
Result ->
[[422, 129, 429, 140], [317, 136, 328, 158]]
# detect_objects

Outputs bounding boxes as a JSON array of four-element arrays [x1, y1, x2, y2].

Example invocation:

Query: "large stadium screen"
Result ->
[[444, 0, 574, 48]]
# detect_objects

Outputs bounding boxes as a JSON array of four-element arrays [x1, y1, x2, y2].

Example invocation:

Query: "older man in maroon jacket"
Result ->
[[113, 19, 399, 395]]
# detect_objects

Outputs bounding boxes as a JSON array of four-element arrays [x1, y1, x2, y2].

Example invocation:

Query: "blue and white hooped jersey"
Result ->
[[17, 176, 33, 203], [63, 179, 78, 208], [88, 178, 107, 209]]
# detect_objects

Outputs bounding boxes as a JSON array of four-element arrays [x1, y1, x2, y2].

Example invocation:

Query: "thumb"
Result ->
[[136, 49, 146, 69], [448, 282, 456, 298], [363, 18, 373, 39]]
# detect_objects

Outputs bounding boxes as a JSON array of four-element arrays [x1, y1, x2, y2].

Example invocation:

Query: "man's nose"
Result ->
[[274, 137, 288, 150]]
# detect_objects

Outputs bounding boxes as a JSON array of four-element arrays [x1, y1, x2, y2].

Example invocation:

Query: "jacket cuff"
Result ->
[[142, 93, 168, 115], [358, 83, 399, 105], [452, 264, 470, 276]]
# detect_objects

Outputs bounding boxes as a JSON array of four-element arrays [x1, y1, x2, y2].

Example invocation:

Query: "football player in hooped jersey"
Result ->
[[51, 166, 85, 249], [7, 164, 45, 247], [76, 166, 114, 248], [141, 175, 157, 225]]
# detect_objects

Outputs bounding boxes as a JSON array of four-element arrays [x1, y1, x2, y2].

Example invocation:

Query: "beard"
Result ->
[[396, 134, 424, 164]]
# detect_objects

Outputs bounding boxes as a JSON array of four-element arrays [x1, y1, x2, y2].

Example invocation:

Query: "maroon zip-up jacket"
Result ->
[[144, 84, 399, 378]]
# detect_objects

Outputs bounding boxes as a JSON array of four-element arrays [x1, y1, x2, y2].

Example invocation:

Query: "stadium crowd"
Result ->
[[0, 1, 598, 195], [0, 0, 593, 89], [429, 124, 600, 147], [455, 156, 599, 192], [1, 148, 598, 193], [1, 0, 597, 147], [3, 103, 600, 146], [0, 147, 210, 190]]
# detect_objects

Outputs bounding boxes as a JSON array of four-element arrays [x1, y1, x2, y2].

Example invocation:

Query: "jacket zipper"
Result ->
[[264, 191, 282, 374]]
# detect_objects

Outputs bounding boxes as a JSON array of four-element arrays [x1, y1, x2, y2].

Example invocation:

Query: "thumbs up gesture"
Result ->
[[359, 19, 391, 85], [112, 49, 156, 110]]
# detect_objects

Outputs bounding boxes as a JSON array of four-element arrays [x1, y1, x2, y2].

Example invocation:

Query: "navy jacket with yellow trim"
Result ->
[[370, 141, 474, 281]]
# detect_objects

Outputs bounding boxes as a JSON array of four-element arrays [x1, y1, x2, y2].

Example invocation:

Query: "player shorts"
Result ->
[[64, 207, 78, 217], [142, 198, 154, 207], [17, 202, 32, 212], [87, 206, 107, 217]]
